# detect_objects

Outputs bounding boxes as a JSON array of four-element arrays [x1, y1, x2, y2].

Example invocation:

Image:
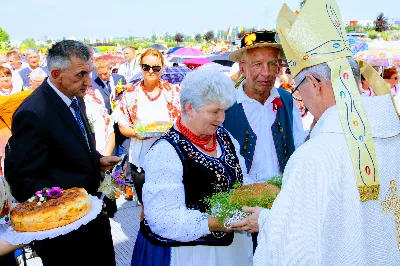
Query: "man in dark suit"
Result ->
[[5, 40, 120, 266]]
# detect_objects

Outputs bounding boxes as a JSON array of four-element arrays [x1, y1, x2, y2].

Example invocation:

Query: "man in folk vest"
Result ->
[[223, 30, 310, 251]]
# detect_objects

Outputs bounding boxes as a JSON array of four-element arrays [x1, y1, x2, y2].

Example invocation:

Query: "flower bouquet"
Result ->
[[98, 156, 126, 199], [110, 78, 126, 112], [204, 174, 283, 229], [115, 78, 125, 97]]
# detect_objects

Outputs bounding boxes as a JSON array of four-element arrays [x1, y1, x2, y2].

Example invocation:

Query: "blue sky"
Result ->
[[2, 0, 399, 41]]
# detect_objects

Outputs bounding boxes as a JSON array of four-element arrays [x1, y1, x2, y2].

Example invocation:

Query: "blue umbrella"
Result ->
[[129, 66, 191, 84], [166, 46, 183, 55]]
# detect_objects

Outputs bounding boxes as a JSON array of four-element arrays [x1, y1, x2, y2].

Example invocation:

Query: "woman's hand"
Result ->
[[208, 217, 232, 233], [119, 125, 150, 140]]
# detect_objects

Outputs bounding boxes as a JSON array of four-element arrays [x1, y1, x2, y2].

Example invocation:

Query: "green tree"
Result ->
[[374, 12, 389, 32], [174, 33, 184, 45], [164, 32, 171, 42], [195, 33, 202, 42], [151, 34, 157, 43], [20, 38, 37, 49], [0, 27, 10, 42], [345, 24, 357, 33], [300, 0, 307, 9], [204, 31, 215, 42]]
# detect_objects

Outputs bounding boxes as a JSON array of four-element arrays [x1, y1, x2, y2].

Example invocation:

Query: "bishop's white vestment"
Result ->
[[254, 94, 400, 266]]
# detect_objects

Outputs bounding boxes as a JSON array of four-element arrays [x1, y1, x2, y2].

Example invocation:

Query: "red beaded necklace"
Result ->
[[141, 81, 162, 101], [177, 116, 217, 152]]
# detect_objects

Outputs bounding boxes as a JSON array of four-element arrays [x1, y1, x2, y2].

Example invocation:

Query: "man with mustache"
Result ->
[[223, 30, 308, 252]]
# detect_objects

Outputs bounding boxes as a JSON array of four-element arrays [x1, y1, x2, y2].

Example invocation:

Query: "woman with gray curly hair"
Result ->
[[131, 69, 252, 266]]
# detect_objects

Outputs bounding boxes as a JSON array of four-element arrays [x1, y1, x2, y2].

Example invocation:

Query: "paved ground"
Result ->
[[20, 197, 141, 266]]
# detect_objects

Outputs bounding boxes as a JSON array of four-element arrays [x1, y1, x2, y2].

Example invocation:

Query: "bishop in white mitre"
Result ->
[[232, 0, 400, 265]]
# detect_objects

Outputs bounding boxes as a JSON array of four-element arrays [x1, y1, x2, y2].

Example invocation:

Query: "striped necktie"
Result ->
[[126, 62, 132, 78]]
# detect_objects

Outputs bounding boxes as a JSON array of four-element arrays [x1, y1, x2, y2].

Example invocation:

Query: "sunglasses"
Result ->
[[141, 64, 162, 72], [291, 75, 321, 102]]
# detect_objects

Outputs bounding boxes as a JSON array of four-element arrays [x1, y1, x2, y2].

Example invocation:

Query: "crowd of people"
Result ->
[[0, 0, 400, 265]]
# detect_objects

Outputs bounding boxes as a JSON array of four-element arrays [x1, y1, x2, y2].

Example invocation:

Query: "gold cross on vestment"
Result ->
[[382, 180, 400, 251]]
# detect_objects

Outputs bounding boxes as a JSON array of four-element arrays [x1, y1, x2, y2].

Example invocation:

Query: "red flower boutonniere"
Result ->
[[272, 97, 284, 111]]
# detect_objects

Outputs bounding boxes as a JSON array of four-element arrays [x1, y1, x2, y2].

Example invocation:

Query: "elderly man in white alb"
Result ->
[[232, 0, 400, 265]]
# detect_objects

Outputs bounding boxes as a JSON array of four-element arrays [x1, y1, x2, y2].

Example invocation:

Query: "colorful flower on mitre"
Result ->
[[272, 97, 284, 111]]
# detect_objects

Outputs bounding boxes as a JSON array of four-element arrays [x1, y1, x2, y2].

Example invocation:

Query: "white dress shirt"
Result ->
[[48, 79, 90, 149], [236, 84, 307, 184], [11, 71, 23, 91], [118, 59, 140, 82], [47, 79, 75, 118]]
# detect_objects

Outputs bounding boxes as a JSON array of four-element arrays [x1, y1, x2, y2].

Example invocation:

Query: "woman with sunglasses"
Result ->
[[115, 48, 181, 207]]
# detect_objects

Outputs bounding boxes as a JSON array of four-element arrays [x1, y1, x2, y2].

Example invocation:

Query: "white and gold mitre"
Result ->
[[277, 0, 394, 202], [276, 0, 353, 77]]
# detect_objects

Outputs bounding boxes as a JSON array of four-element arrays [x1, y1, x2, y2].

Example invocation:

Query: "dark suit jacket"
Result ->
[[5, 79, 103, 201], [91, 73, 126, 114], [4, 79, 115, 265]]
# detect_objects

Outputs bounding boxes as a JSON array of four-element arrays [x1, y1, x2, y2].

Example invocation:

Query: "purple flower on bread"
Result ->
[[46, 187, 63, 199]]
